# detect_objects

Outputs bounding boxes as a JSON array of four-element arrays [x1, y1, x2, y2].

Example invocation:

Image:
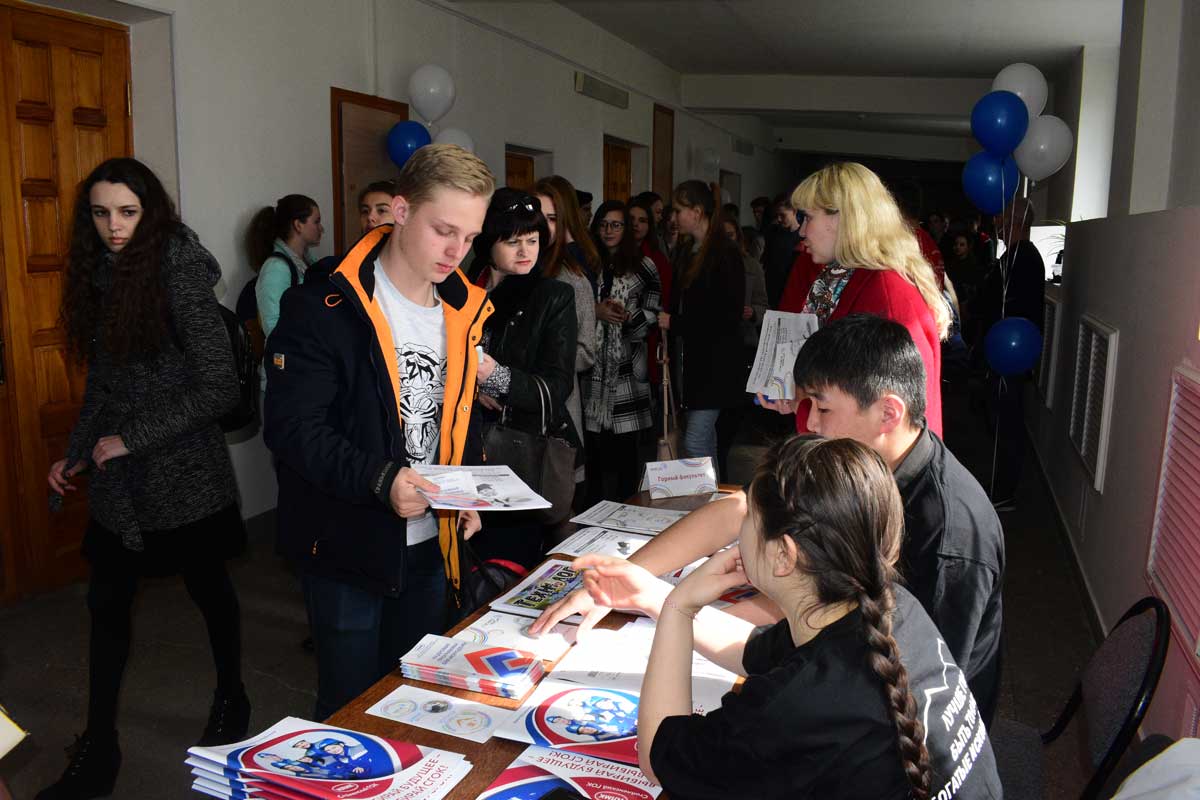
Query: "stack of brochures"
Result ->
[[400, 634, 544, 698], [186, 716, 470, 800]]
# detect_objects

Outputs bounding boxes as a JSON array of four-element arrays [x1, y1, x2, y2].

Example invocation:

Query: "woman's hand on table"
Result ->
[[528, 586, 612, 638], [573, 554, 672, 618]]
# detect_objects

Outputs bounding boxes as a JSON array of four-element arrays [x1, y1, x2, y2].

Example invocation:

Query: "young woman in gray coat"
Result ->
[[40, 158, 247, 800]]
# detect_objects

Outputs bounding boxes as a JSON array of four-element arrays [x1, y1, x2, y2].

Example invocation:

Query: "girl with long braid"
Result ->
[[575, 435, 1001, 799]]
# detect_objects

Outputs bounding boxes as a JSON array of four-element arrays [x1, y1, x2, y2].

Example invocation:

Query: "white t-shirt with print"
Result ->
[[373, 258, 446, 546]]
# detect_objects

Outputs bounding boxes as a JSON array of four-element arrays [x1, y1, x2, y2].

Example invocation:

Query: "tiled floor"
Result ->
[[0, 379, 1100, 799]]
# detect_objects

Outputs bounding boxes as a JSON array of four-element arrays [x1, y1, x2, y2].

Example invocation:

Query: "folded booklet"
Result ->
[[186, 717, 469, 800], [479, 745, 662, 800], [400, 634, 544, 699]]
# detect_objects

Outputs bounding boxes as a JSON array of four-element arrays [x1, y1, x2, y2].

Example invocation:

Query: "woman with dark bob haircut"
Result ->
[[41, 157, 247, 800], [469, 187, 579, 568]]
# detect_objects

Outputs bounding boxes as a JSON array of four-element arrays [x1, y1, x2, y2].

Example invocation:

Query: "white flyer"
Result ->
[[411, 464, 550, 511], [569, 500, 688, 535], [490, 560, 584, 619], [453, 610, 577, 662], [638, 457, 718, 498], [745, 310, 820, 400], [548, 527, 653, 560], [365, 684, 516, 744]]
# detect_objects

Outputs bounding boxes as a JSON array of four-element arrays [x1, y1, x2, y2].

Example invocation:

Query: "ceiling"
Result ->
[[556, 0, 1122, 78]]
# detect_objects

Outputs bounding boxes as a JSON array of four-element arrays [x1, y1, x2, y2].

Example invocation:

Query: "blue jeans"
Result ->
[[683, 408, 721, 463], [302, 537, 446, 720]]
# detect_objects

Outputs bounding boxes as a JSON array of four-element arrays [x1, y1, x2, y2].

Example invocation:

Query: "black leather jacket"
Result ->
[[479, 269, 581, 454]]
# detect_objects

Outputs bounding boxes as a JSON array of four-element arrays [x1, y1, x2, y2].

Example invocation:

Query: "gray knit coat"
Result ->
[[64, 224, 240, 550]]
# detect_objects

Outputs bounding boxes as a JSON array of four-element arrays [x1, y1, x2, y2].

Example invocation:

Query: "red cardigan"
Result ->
[[780, 252, 943, 437]]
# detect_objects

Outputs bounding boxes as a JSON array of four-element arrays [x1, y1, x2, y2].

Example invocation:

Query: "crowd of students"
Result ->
[[40, 144, 1019, 799]]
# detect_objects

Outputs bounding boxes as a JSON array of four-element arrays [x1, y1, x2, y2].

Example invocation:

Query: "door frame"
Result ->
[[329, 87, 408, 254]]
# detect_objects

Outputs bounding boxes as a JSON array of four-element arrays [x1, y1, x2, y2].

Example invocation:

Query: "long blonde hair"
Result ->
[[792, 163, 949, 339]]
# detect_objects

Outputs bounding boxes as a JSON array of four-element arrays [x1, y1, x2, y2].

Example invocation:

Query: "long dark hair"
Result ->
[[63, 157, 177, 364], [674, 179, 728, 289], [247, 194, 317, 268], [749, 436, 933, 799], [589, 200, 640, 279], [627, 197, 663, 256], [531, 179, 575, 280], [541, 175, 600, 277]]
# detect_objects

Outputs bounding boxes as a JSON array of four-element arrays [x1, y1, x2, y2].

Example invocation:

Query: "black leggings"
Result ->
[[85, 560, 242, 735]]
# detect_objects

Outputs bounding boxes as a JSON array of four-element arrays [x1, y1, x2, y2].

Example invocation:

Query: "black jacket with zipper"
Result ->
[[264, 226, 492, 597], [478, 268, 581, 454]]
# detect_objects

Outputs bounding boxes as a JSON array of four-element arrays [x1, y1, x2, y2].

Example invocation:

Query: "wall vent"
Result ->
[[731, 136, 754, 156], [1038, 296, 1061, 408], [1068, 314, 1118, 491], [574, 71, 629, 109], [1147, 365, 1200, 659]]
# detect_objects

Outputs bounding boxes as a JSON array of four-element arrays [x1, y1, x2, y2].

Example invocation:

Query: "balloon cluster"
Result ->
[[387, 64, 477, 170], [962, 63, 1074, 215]]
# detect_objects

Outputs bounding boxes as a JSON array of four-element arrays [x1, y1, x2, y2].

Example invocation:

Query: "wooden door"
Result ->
[[330, 88, 408, 254], [504, 152, 535, 191], [0, 4, 131, 600], [652, 104, 674, 201], [603, 140, 631, 203]]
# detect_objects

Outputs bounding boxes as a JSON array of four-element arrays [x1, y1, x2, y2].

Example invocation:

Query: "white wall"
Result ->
[[772, 127, 977, 164], [1071, 45, 1119, 221], [54, 0, 788, 519], [128, 15, 179, 205], [1025, 206, 1200, 736], [682, 73, 993, 116], [673, 112, 791, 223]]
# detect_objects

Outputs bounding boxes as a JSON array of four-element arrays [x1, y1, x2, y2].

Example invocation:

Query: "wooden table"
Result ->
[[327, 489, 731, 799]]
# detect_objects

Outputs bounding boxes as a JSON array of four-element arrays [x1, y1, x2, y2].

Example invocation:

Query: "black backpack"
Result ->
[[235, 254, 300, 341], [217, 302, 258, 432]]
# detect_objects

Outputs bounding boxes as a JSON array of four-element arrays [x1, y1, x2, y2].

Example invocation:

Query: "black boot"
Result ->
[[35, 732, 120, 800], [197, 687, 251, 746]]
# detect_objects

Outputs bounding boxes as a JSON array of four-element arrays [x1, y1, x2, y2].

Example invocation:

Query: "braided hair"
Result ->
[[748, 435, 932, 798]]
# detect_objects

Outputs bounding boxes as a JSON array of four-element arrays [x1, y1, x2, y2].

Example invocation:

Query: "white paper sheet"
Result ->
[[549, 527, 653, 559], [412, 464, 550, 511], [745, 310, 820, 399], [490, 560, 584, 619], [453, 610, 577, 662], [365, 684, 516, 743], [569, 500, 688, 535]]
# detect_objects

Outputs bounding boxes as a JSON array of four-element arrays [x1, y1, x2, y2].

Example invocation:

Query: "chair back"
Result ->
[[1078, 596, 1170, 798]]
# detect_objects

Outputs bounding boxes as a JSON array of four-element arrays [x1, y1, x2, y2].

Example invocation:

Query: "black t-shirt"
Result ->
[[650, 587, 1002, 800], [894, 429, 1005, 724]]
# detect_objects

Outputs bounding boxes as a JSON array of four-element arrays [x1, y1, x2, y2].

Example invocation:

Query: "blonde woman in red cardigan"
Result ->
[[766, 162, 948, 437]]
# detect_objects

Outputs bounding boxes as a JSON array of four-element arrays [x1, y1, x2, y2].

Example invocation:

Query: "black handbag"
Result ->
[[483, 375, 577, 524], [457, 539, 526, 612]]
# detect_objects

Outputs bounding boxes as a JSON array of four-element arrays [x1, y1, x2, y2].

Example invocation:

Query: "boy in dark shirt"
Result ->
[[533, 314, 1005, 725]]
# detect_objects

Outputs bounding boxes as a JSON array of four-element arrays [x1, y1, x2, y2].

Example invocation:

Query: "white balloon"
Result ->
[[433, 127, 475, 153], [408, 64, 456, 123], [993, 62, 1048, 118], [1014, 115, 1074, 181]]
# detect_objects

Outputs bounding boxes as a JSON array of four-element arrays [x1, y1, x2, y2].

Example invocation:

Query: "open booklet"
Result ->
[[745, 310, 820, 400], [411, 464, 550, 511]]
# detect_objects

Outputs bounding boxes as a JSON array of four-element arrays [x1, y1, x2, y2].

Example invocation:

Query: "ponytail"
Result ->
[[749, 435, 932, 799], [246, 194, 317, 270]]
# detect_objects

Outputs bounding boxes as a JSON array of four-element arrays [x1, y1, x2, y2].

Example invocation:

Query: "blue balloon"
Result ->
[[985, 317, 1043, 376], [962, 152, 1019, 215], [386, 121, 432, 169], [971, 90, 1029, 155]]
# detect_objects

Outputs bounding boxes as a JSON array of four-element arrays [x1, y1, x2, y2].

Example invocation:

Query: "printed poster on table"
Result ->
[[479, 745, 662, 800], [637, 457, 718, 498], [745, 310, 819, 400], [549, 527, 652, 560], [365, 684, 515, 744], [569, 501, 688, 535], [495, 678, 643, 766], [453, 609, 577, 662], [490, 560, 583, 619]]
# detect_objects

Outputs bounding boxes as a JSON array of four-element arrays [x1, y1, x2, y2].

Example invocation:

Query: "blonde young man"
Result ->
[[265, 145, 499, 718]]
